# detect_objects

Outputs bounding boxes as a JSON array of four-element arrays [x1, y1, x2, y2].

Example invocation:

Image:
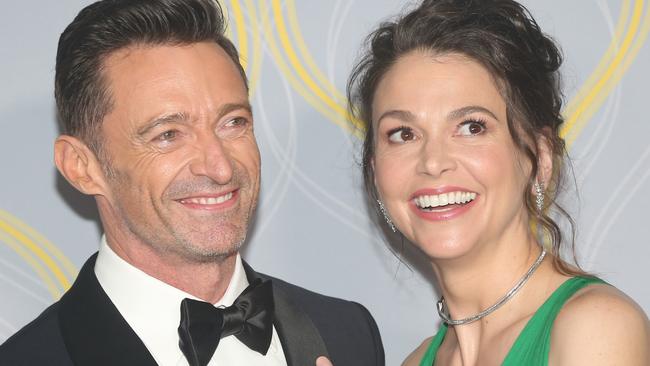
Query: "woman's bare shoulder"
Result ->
[[402, 336, 434, 366], [550, 282, 650, 365]]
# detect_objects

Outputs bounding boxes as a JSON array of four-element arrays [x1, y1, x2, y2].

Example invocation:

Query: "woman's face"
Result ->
[[372, 52, 532, 260]]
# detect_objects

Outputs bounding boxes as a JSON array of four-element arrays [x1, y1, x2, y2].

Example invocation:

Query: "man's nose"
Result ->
[[189, 134, 234, 185], [415, 136, 457, 178]]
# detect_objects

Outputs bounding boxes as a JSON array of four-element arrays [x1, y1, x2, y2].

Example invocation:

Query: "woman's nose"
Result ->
[[415, 137, 457, 178]]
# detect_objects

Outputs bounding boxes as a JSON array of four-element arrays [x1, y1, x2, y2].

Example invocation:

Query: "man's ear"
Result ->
[[54, 135, 109, 196], [535, 132, 554, 188]]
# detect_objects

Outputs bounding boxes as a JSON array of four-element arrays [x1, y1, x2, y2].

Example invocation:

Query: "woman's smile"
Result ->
[[372, 52, 530, 259], [410, 188, 478, 221]]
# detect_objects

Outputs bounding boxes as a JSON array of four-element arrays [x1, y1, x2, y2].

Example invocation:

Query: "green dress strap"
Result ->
[[418, 323, 447, 366], [502, 276, 605, 365], [418, 276, 606, 366]]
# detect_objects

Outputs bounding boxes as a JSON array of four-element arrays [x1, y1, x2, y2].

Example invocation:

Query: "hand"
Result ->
[[316, 356, 334, 366]]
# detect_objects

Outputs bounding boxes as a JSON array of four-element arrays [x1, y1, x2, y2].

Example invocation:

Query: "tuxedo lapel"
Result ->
[[272, 284, 331, 366], [58, 253, 158, 366], [242, 261, 329, 366]]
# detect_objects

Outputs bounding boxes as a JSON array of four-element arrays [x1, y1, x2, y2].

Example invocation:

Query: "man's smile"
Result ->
[[176, 189, 238, 210]]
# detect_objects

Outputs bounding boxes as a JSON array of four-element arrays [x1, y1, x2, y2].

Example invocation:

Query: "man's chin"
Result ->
[[174, 237, 245, 264], [184, 248, 239, 264]]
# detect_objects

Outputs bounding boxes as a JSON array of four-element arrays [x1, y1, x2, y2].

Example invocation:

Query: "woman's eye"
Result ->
[[457, 120, 486, 136], [387, 127, 416, 143]]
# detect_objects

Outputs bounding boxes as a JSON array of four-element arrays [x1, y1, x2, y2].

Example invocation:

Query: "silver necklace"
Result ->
[[437, 248, 547, 326]]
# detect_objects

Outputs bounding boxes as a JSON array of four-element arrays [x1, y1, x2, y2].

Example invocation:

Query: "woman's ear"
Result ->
[[535, 132, 554, 188], [54, 135, 110, 196], [371, 157, 376, 186]]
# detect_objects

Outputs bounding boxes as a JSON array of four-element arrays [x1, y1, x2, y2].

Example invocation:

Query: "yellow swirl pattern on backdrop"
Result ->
[[268, 0, 363, 136], [229, 0, 248, 70], [244, 0, 264, 95], [563, 1, 631, 121], [286, 0, 347, 107], [260, 1, 355, 135], [263, 1, 648, 145], [562, 0, 649, 147], [0, 230, 59, 298], [0, 210, 76, 299], [227, 0, 264, 94]]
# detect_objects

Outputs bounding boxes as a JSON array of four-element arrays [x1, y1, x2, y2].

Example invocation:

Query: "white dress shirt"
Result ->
[[94, 237, 287, 366]]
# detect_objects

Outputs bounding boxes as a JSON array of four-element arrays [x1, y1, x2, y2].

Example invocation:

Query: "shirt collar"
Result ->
[[94, 235, 249, 364]]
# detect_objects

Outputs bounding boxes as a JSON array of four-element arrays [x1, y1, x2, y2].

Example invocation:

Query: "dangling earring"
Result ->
[[534, 181, 544, 213], [377, 199, 397, 233]]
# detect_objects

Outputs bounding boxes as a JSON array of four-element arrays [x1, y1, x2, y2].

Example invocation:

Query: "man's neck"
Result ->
[[105, 234, 237, 303]]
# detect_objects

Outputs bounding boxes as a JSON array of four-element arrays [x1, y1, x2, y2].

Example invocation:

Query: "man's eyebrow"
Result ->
[[376, 109, 416, 125], [447, 105, 500, 122], [137, 112, 189, 136], [136, 102, 252, 137], [217, 102, 253, 119]]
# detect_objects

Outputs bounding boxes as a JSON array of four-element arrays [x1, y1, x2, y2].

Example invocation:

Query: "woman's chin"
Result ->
[[409, 237, 478, 263]]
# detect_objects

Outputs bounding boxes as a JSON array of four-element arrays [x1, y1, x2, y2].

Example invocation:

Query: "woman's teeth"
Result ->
[[413, 191, 476, 209]]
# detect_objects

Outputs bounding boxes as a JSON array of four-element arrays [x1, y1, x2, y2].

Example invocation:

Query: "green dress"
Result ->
[[419, 276, 606, 366]]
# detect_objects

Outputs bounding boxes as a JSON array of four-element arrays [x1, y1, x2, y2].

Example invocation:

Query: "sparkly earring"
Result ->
[[377, 199, 397, 233], [534, 181, 544, 213]]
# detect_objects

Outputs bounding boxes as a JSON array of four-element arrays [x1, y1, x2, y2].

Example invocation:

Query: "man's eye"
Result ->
[[156, 130, 178, 141], [387, 127, 416, 143], [457, 120, 486, 136], [225, 117, 249, 128]]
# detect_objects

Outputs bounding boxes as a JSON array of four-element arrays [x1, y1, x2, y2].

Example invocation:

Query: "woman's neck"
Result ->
[[432, 236, 542, 319], [429, 226, 568, 365]]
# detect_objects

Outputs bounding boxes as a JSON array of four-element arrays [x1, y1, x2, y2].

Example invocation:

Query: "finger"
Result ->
[[316, 356, 334, 366]]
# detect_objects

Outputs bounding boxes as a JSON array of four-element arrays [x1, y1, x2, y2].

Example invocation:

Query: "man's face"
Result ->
[[97, 42, 260, 262]]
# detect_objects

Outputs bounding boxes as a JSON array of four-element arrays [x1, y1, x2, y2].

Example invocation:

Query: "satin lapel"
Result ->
[[242, 261, 329, 366], [58, 253, 158, 366]]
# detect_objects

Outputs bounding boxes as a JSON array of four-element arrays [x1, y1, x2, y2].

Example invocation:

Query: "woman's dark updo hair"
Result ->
[[347, 0, 582, 275]]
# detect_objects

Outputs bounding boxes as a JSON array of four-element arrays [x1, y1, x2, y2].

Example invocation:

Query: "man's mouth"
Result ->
[[412, 191, 477, 211], [178, 191, 235, 206]]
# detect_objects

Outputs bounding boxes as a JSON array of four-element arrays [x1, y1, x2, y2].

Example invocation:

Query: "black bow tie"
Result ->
[[178, 278, 275, 366]]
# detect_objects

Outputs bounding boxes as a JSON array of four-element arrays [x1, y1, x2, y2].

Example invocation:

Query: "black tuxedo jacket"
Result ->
[[0, 254, 384, 366]]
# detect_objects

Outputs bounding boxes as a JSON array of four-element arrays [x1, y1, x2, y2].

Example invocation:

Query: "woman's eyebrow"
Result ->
[[376, 109, 416, 126], [447, 105, 499, 122]]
